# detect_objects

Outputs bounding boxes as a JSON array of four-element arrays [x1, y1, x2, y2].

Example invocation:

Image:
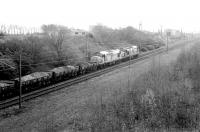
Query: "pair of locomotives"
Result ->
[[0, 45, 139, 101], [91, 45, 139, 64]]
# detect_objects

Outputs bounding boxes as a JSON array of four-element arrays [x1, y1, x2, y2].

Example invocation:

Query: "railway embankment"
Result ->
[[0, 39, 198, 132]]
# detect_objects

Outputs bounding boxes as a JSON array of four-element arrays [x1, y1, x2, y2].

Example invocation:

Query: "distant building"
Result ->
[[164, 29, 183, 38], [70, 29, 86, 36]]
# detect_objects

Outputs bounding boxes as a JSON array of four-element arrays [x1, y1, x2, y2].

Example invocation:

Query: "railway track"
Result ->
[[0, 40, 194, 109]]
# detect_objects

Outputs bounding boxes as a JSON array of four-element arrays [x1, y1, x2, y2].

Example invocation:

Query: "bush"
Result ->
[[154, 44, 160, 49], [145, 45, 155, 51], [140, 47, 148, 52]]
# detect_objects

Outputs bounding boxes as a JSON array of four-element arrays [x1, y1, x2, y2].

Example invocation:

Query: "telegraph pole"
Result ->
[[85, 32, 89, 61], [19, 45, 22, 108], [128, 53, 131, 90], [85, 33, 88, 60], [166, 32, 169, 53], [139, 22, 142, 50], [139, 22, 142, 31]]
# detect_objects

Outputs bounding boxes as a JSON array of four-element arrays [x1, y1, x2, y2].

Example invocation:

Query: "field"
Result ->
[[66, 42, 200, 132]]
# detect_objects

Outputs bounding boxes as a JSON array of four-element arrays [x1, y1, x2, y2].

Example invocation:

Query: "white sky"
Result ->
[[0, 0, 200, 33]]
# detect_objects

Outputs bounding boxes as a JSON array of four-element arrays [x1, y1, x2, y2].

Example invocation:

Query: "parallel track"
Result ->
[[0, 40, 193, 109]]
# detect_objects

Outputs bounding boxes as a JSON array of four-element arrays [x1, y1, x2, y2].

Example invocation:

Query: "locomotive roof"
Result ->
[[0, 82, 11, 87], [100, 49, 120, 55], [110, 49, 120, 54], [131, 45, 138, 48], [100, 51, 110, 55]]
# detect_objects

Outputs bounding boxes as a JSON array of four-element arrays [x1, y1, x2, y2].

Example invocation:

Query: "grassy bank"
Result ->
[[67, 44, 200, 132]]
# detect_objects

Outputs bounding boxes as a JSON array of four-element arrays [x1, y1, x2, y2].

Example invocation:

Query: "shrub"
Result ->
[[140, 47, 148, 52], [145, 45, 155, 50]]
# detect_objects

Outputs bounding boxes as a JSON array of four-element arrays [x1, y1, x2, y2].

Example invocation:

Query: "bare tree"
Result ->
[[42, 25, 69, 62], [49, 29, 65, 61], [25, 35, 44, 64]]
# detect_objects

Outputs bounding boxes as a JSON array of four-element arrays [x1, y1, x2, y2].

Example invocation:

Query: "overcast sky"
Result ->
[[0, 0, 200, 33]]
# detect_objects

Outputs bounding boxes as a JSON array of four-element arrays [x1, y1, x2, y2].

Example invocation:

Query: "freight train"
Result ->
[[0, 45, 140, 101]]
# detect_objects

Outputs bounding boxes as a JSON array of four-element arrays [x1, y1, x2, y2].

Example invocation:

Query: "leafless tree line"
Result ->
[[0, 25, 41, 35]]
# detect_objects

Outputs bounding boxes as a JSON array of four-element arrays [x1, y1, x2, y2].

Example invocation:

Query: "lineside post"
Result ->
[[128, 54, 131, 90], [166, 31, 170, 53], [19, 46, 22, 109], [167, 34, 168, 53]]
